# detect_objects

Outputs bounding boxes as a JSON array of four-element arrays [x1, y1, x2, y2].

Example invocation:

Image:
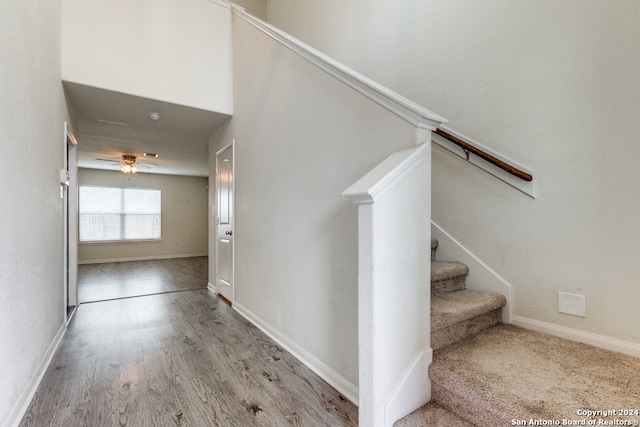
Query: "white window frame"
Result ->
[[79, 185, 162, 244]]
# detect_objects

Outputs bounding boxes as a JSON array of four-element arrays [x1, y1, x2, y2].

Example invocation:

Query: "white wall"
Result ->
[[0, 0, 71, 424], [209, 14, 422, 394], [62, 0, 233, 114], [233, 0, 267, 20], [78, 169, 208, 263], [343, 144, 433, 425], [266, 1, 640, 344]]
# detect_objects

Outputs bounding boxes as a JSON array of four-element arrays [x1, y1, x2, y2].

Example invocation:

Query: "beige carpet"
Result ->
[[394, 402, 474, 427], [430, 324, 640, 426], [431, 261, 468, 295], [430, 289, 505, 350], [400, 241, 640, 426]]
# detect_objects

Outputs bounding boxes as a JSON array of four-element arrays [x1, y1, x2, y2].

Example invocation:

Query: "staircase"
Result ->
[[429, 239, 506, 352], [395, 239, 640, 427]]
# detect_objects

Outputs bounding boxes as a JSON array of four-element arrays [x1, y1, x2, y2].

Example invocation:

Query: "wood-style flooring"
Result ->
[[78, 257, 208, 303], [21, 259, 358, 426]]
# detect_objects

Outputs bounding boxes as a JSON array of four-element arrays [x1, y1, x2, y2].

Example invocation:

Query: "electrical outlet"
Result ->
[[558, 292, 586, 317]]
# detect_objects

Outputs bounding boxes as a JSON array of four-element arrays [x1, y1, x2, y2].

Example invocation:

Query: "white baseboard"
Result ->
[[6, 322, 67, 427], [385, 349, 432, 426], [233, 302, 359, 405], [78, 253, 208, 264], [207, 282, 217, 293], [431, 221, 512, 323], [512, 315, 640, 358]]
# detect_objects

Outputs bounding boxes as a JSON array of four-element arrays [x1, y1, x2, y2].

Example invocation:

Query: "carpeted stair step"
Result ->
[[430, 324, 640, 426], [431, 238, 438, 260], [431, 289, 506, 350], [394, 401, 474, 427], [431, 261, 468, 295]]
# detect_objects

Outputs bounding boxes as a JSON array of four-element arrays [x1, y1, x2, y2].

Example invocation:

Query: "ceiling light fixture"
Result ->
[[121, 154, 138, 174], [148, 112, 160, 121], [143, 152, 159, 158]]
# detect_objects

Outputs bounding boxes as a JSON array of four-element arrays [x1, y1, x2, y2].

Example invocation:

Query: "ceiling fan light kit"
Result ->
[[95, 154, 158, 174], [121, 154, 138, 174]]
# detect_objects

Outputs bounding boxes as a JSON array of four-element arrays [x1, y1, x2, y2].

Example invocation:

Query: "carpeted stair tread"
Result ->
[[431, 238, 439, 260], [393, 402, 474, 427], [431, 261, 468, 281], [431, 261, 468, 294], [430, 324, 640, 426], [431, 308, 503, 351], [431, 290, 506, 331]]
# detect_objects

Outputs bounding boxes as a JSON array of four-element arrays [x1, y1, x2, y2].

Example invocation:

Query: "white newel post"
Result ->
[[343, 138, 433, 427]]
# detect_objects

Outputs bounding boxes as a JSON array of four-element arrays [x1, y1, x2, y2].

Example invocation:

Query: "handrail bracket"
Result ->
[[434, 128, 533, 182]]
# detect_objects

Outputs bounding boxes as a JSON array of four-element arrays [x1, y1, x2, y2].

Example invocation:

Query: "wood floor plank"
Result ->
[[78, 257, 208, 303], [21, 264, 357, 427]]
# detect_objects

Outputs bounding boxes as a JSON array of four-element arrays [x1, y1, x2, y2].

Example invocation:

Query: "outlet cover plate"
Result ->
[[558, 292, 586, 317]]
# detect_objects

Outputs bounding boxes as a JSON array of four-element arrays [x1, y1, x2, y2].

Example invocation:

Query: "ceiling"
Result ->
[[65, 82, 231, 177]]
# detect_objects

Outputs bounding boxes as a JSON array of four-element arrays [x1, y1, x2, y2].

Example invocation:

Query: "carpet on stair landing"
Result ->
[[429, 324, 640, 426]]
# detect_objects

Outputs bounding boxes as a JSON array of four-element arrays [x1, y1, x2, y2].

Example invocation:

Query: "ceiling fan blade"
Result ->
[[95, 158, 121, 163]]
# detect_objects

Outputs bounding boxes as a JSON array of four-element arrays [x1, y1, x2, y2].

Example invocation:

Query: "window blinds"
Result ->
[[79, 186, 161, 242]]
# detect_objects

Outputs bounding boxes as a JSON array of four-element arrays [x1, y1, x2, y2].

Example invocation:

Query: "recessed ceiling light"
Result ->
[[143, 152, 159, 158], [148, 112, 160, 121]]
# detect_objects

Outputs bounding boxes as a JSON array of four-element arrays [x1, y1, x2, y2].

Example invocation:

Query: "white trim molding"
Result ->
[[230, 5, 446, 133], [385, 350, 433, 427], [206, 0, 232, 9], [512, 316, 640, 359], [431, 221, 512, 323], [6, 323, 67, 427], [233, 302, 360, 405], [342, 143, 429, 204]]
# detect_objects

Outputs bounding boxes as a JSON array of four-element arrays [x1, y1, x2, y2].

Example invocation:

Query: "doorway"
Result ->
[[215, 143, 234, 304], [63, 122, 79, 323]]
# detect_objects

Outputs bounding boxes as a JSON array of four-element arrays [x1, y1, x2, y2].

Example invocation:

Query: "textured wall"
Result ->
[[78, 169, 208, 263], [0, 0, 70, 423], [62, 0, 233, 114], [233, 0, 267, 20], [266, 0, 640, 344], [209, 14, 422, 390]]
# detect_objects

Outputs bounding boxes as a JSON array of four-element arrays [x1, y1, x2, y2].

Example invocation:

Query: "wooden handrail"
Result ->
[[434, 128, 533, 182]]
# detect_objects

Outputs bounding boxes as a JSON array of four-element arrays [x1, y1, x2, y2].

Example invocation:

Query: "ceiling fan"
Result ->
[[95, 154, 158, 174]]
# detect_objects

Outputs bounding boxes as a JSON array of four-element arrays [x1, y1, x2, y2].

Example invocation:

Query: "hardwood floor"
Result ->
[[78, 257, 209, 303], [20, 288, 357, 426]]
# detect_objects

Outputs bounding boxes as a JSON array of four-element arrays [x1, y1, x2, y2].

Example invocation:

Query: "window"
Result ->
[[79, 186, 161, 242]]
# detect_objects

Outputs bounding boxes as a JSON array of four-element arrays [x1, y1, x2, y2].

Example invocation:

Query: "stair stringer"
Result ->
[[385, 349, 432, 427], [431, 222, 512, 323]]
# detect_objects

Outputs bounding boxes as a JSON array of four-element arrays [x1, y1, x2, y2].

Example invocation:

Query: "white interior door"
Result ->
[[216, 144, 234, 304]]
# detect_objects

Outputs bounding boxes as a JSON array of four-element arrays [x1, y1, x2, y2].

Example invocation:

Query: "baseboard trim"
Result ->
[[385, 349, 433, 426], [6, 322, 66, 427], [512, 315, 640, 358], [207, 282, 217, 293], [233, 302, 359, 406], [218, 293, 232, 306], [78, 253, 208, 264]]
